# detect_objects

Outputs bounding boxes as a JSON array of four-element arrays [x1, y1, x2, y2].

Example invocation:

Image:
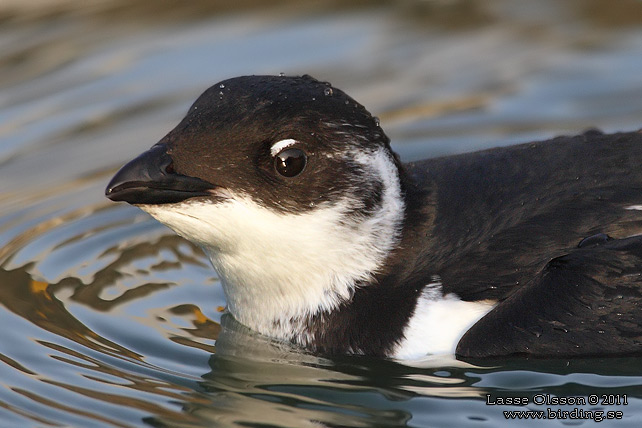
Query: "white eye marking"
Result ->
[[270, 139, 298, 157]]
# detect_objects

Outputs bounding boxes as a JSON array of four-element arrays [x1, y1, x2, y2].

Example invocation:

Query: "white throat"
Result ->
[[140, 148, 405, 343]]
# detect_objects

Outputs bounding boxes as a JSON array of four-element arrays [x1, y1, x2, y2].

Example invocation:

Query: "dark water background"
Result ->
[[2, 1, 642, 426]]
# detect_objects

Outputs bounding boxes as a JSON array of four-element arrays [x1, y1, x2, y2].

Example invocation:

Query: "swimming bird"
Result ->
[[106, 75, 642, 359]]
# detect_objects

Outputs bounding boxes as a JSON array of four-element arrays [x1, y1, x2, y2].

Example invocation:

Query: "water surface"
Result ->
[[2, 1, 642, 426]]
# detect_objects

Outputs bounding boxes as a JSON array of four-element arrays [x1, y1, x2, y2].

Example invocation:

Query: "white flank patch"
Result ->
[[392, 283, 496, 360], [625, 205, 642, 211], [270, 138, 298, 156], [140, 147, 405, 347]]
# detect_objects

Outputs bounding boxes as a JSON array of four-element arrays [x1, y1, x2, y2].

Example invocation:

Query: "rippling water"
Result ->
[[2, 1, 642, 427]]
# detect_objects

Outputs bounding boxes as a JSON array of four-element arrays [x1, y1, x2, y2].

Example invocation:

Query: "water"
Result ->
[[2, 1, 642, 426]]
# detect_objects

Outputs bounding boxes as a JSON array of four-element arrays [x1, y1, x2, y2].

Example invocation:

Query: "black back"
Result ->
[[398, 130, 642, 302]]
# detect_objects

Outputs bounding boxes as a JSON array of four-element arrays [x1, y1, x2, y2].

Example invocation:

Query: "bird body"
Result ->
[[106, 75, 642, 359]]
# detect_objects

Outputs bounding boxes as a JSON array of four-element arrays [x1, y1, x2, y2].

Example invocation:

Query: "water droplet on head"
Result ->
[[312, 97, 316, 101], [219, 84, 225, 89], [324, 87, 333, 96], [344, 100, 350, 105], [373, 116, 380, 127], [279, 72, 286, 77]]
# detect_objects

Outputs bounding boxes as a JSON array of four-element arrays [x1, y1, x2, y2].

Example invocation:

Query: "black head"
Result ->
[[104, 75, 408, 341], [106, 75, 396, 213]]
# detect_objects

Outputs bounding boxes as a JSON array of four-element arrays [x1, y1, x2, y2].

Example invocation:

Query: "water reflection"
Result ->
[[0, 261, 472, 427], [0, 267, 139, 359], [0, 267, 201, 426], [145, 315, 483, 427], [3, 0, 642, 426], [3, 251, 642, 427]]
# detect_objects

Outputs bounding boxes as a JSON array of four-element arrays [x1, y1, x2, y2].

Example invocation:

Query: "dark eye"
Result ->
[[274, 148, 307, 177]]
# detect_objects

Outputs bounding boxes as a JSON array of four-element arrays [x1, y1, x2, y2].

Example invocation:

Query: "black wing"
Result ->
[[403, 130, 642, 301], [455, 235, 642, 358]]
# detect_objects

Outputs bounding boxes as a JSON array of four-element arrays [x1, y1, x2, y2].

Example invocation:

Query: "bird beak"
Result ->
[[105, 144, 215, 205]]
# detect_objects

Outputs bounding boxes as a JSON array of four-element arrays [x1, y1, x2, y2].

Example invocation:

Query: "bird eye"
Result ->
[[274, 148, 307, 177]]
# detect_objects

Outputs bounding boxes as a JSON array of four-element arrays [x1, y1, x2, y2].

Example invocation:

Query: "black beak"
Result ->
[[105, 144, 215, 205]]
